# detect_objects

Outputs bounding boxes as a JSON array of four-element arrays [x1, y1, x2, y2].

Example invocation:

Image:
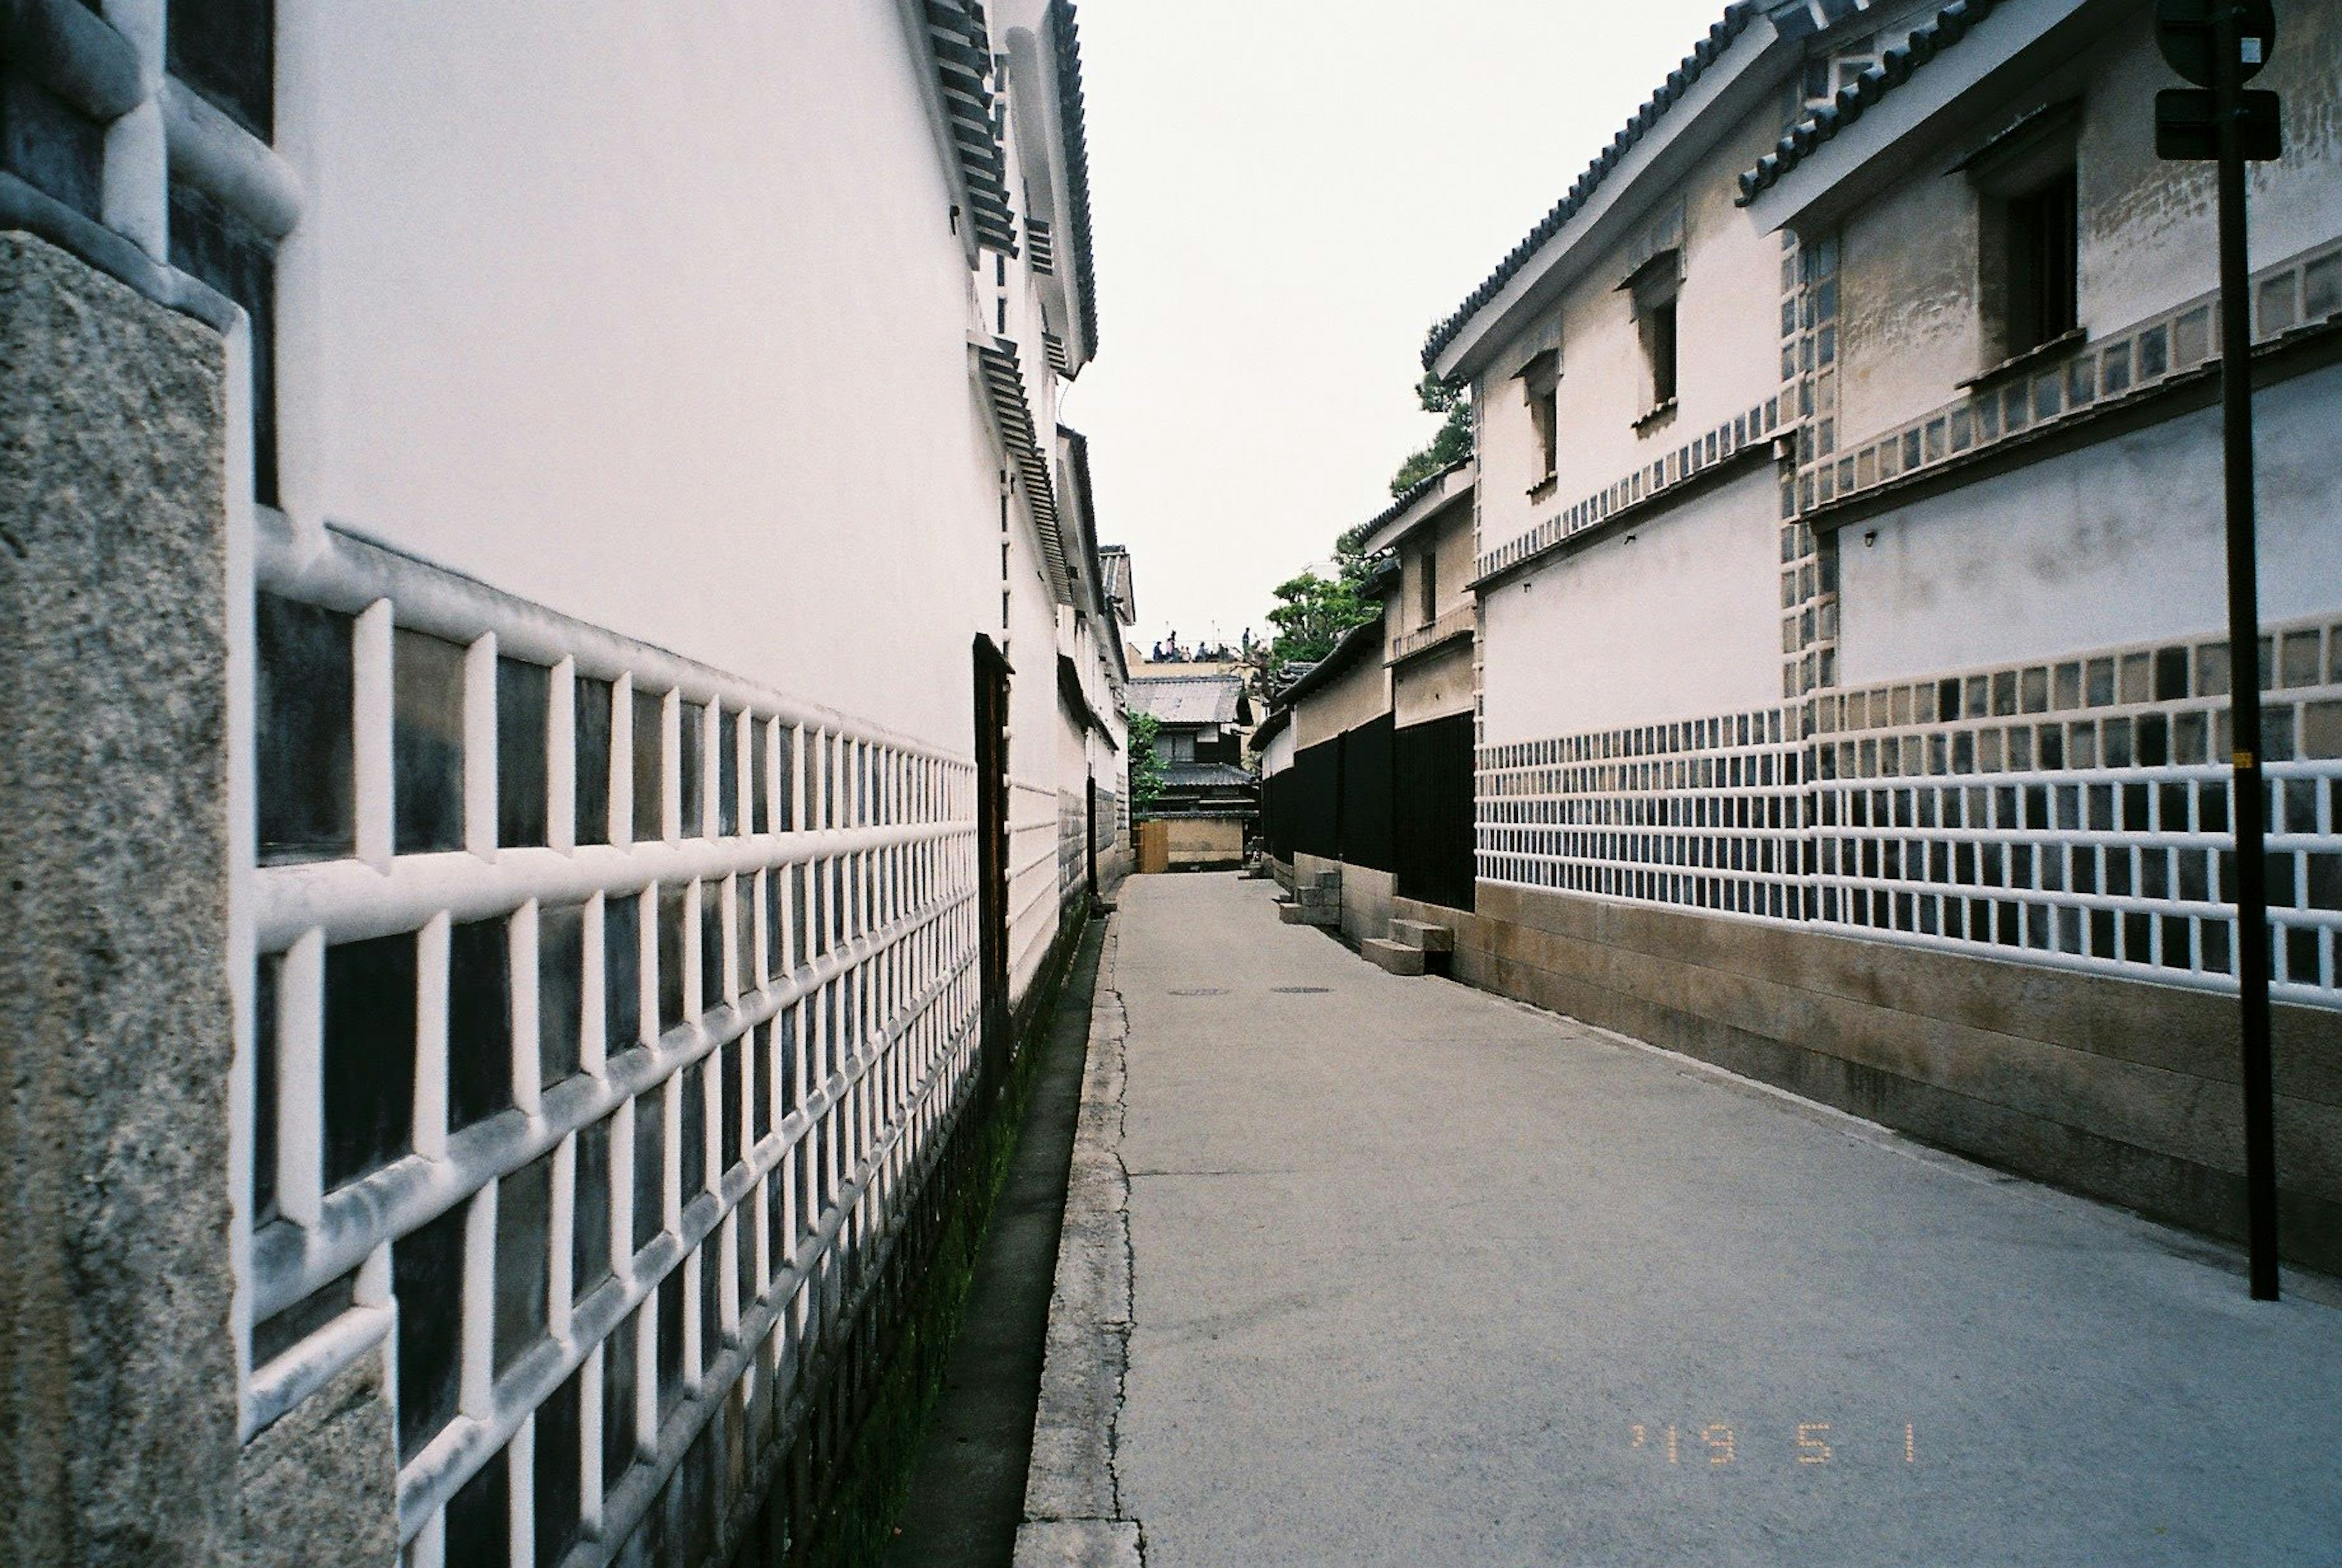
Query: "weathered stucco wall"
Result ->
[[0, 231, 246, 1564], [1165, 817, 1244, 867], [1258, 723, 1295, 778], [1839, 360, 2342, 682], [1480, 467, 1782, 745], [1835, 3, 2342, 448], [1392, 639, 1475, 729]]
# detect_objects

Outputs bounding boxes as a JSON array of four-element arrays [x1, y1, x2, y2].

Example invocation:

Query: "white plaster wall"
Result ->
[[273, 2, 1017, 757], [1480, 468, 1782, 743], [1839, 362, 2342, 682], [1477, 95, 1788, 559], [1259, 724, 1295, 778]]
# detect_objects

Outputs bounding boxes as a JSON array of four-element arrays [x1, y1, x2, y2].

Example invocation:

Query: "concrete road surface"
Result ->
[[1060, 872, 2341, 1568]]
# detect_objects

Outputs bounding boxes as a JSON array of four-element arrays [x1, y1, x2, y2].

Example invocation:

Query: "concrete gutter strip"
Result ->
[[1014, 918, 1144, 1568]]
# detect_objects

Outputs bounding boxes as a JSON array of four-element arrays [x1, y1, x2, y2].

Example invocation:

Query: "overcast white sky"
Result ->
[[1058, 1, 1739, 653]]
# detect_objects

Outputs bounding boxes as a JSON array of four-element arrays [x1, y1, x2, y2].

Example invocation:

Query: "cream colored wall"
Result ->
[[273, 2, 1067, 763], [1292, 645, 1389, 748], [1396, 499, 1478, 632], [1166, 816, 1244, 865], [1393, 639, 1474, 728]]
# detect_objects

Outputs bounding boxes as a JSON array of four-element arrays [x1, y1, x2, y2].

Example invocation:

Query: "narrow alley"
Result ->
[[1025, 874, 2341, 1568]]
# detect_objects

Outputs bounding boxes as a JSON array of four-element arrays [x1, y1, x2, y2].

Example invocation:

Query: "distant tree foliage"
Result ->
[[1389, 372, 1472, 497], [1127, 711, 1166, 816], [1262, 554, 1380, 670], [1251, 357, 1472, 697]]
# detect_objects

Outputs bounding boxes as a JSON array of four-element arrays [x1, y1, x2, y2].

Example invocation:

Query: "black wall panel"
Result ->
[[1291, 739, 1341, 860], [1338, 714, 1395, 873], [1396, 712, 1477, 911]]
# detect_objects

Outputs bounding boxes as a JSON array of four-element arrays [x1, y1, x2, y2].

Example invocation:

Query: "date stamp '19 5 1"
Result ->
[[1628, 1422, 1918, 1467]]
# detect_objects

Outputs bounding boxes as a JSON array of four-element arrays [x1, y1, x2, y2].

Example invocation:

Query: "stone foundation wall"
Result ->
[[1414, 879, 2342, 1275], [0, 229, 249, 1564]]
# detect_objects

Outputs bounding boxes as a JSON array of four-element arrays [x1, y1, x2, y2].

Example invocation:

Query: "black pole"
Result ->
[[2211, 2, 2280, 1301]]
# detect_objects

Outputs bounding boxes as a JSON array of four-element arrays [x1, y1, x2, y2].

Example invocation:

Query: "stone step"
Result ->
[[1360, 937, 1425, 976], [1388, 919, 1454, 954], [1277, 901, 1309, 925]]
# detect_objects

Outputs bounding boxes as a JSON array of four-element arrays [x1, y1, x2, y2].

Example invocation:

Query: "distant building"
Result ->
[[1258, 464, 1478, 933], [1128, 673, 1256, 867]]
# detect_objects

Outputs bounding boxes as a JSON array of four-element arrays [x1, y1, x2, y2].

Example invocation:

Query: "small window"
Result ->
[[495, 656, 551, 848], [534, 1369, 585, 1568], [537, 902, 585, 1089], [1968, 104, 2082, 366], [169, 181, 276, 504], [446, 915, 514, 1133], [571, 1114, 614, 1301], [393, 1198, 467, 1461], [1418, 550, 1439, 627], [1518, 348, 1559, 492], [1642, 297, 1679, 410], [1628, 253, 1681, 420], [601, 1306, 640, 1480], [573, 676, 613, 846], [255, 594, 354, 864], [630, 689, 663, 842], [2003, 170, 2078, 356], [493, 1150, 553, 1376]]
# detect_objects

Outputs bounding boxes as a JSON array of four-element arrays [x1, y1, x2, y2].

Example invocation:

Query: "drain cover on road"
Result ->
[[1168, 987, 1228, 997], [1270, 986, 1330, 994]]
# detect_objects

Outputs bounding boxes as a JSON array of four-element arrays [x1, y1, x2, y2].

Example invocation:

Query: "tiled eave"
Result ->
[[1058, 653, 1119, 749], [1736, 0, 2118, 231], [1276, 617, 1384, 706], [1361, 462, 1475, 557], [1422, 2, 1764, 380], [972, 337, 1072, 601], [923, 0, 1020, 256], [1738, 0, 2004, 208], [1047, 0, 1100, 361]]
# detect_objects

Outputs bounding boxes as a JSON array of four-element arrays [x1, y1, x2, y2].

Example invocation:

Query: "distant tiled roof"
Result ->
[[1737, 0, 2003, 206], [1128, 673, 1250, 727], [1422, 2, 1760, 370], [1161, 761, 1257, 791], [1047, 1, 1100, 357]]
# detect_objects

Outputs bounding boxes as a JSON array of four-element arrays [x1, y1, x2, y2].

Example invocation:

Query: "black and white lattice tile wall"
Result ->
[[244, 516, 981, 1564], [1477, 615, 2342, 1007]]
